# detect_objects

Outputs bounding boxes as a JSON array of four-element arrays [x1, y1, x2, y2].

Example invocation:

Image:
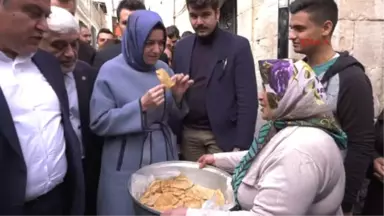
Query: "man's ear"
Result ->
[[215, 8, 220, 22], [322, 20, 334, 38]]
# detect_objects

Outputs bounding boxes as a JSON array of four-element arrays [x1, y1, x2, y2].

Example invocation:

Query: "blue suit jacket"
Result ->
[[0, 50, 85, 214], [171, 29, 258, 151]]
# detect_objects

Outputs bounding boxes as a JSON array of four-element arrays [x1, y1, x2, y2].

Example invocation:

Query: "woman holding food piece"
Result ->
[[89, 10, 193, 215], [162, 59, 347, 216]]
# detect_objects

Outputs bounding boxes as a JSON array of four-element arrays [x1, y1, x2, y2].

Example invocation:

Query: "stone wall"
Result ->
[[335, 0, 384, 115], [236, 0, 278, 130]]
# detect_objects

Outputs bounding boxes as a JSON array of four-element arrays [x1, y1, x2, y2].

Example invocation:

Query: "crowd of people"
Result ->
[[0, 0, 382, 215]]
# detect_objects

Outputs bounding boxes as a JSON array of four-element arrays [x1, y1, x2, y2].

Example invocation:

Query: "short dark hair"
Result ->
[[289, 0, 338, 34], [116, 0, 146, 21], [181, 31, 193, 38], [97, 28, 114, 39], [166, 25, 180, 39], [185, 0, 219, 10]]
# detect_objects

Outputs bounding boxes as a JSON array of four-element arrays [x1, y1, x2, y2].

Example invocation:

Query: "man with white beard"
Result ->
[[39, 6, 102, 215]]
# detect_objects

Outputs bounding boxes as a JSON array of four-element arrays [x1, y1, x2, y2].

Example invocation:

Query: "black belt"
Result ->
[[140, 121, 175, 167], [139, 92, 175, 167]]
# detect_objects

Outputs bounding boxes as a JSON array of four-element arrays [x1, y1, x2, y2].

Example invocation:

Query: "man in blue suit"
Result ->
[[0, 0, 84, 214], [172, 0, 258, 161]]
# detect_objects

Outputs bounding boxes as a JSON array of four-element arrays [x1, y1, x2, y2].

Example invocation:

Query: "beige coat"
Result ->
[[187, 126, 345, 216]]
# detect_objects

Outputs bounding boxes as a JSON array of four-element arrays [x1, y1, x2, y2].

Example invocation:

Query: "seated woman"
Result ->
[[163, 59, 347, 216], [89, 10, 193, 215]]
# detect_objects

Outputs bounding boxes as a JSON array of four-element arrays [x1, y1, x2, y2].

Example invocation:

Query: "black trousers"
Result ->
[[23, 184, 65, 215], [362, 178, 383, 215]]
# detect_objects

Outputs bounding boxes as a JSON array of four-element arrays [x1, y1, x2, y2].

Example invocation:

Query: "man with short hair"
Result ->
[[39, 6, 103, 215], [164, 25, 180, 66], [92, 0, 169, 69], [181, 31, 193, 38], [0, 0, 84, 214], [79, 23, 92, 44], [166, 25, 180, 51], [289, 0, 375, 214], [78, 24, 96, 65], [171, 0, 258, 161], [96, 28, 115, 50]]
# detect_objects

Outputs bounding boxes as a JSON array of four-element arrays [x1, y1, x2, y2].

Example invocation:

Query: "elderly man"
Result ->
[[51, 0, 97, 65], [0, 0, 84, 215], [38, 6, 103, 215]]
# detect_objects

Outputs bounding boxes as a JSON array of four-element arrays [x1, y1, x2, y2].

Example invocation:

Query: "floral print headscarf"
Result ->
[[231, 59, 347, 206]]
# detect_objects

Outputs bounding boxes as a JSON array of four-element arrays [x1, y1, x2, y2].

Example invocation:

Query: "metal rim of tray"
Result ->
[[128, 160, 233, 214]]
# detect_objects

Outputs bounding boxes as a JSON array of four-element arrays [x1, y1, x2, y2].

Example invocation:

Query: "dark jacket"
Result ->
[[78, 41, 96, 66], [373, 111, 383, 159], [73, 61, 103, 215], [316, 51, 376, 212], [171, 28, 258, 151], [0, 50, 85, 214], [362, 110, 383, 215]]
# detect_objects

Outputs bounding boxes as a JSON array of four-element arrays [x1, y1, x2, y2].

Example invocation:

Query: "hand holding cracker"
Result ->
[[156, 68, 175, 89]]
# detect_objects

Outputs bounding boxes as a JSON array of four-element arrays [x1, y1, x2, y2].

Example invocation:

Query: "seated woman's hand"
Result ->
[[161, 207, 187, 216], [197, 154, 215, 169], [140, 84, 166, 111]]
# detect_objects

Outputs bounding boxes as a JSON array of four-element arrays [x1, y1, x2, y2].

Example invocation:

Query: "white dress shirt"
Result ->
[[0, 51, 67, 201]]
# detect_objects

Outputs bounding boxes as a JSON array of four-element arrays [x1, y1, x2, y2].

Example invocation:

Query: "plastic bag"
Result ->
[[129, 169, 181, 200], [201, 177, 234, 210]]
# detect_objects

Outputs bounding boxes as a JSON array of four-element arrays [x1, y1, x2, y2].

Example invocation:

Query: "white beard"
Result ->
[[61, 61, 77, 73]]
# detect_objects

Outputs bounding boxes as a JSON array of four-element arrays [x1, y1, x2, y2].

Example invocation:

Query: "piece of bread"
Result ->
[[156, 68, 175, 88]]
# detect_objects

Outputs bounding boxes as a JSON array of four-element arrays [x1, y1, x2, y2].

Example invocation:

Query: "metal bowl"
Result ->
[[128, 160, 236, 215]]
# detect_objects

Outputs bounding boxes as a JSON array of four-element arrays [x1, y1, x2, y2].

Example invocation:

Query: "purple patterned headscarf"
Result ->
[[258, 59, 329, 120]]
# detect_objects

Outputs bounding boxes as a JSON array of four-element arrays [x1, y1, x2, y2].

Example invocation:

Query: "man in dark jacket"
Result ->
[[289, 0, 376, 214], [78, 24, 96, 65], [78, 40, 96, 65], [39, 6, 103, 215], [92, 0, 145, 69], [172, 0, 258, 161]]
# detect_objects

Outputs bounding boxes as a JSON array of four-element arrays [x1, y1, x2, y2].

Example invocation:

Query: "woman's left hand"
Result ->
[[171, 74, 194, 98], [161, 207, 188, 216]]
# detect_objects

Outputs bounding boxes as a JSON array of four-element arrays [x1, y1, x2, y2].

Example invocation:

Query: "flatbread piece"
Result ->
[[156, 68, 175, 88], [139, 174, 226, 212]]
